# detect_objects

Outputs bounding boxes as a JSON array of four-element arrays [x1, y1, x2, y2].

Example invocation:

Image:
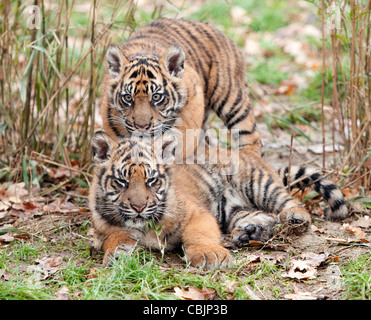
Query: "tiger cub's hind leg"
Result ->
[[229, 207, 311, 247], [228, 163, 312, 247]]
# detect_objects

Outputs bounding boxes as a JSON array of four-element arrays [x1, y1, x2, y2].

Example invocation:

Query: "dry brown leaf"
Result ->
[[282, 252, 327, 280], [223, 280, 237, 294], [248, 240, 264, 247], [173, 286, 216, 300], [343, 223, 366, 239], [285, 291, 318, 300], [341, 188, 359, 200], [87, 267, 99, 279], [0, 231, 15, 242], [285, 284, 328, 300], [351, 216, 371, 229], [310, 224, 324, 234], [300, 252, 327, 268], [55, 285, 69, 300], [0, 268, 12, 281], [282, 260, 317, 280], [1, 182, 29, 204], [35, 256, 63, 274]]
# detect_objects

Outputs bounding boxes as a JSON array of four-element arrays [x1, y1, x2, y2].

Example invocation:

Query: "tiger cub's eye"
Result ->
[[152, 94, 162, 102], [122, 94, 132, 103]]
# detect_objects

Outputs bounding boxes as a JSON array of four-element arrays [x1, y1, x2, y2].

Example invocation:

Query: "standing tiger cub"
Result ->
[[89, 131, 348, 268], [100, 18, 260, 159]]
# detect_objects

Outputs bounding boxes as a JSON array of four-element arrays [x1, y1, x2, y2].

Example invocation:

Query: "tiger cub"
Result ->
[[89, 131, 233, 268], [89, 131, 348, 267], [100, 18, 260, 159]]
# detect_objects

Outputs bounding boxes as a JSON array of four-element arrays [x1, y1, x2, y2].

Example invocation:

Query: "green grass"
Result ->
[[189, 0, 292, 32], [247, 58, 289, 87], [0, 236, 285, 300], [341, 253, 371, 300]]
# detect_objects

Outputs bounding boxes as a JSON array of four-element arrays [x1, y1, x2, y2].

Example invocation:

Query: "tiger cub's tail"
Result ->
[[277, 166, 348, 220]]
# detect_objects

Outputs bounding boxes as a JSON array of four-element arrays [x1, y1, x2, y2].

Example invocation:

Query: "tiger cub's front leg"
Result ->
[[182, 205, 234, 269], [101, 231, 138, 266]]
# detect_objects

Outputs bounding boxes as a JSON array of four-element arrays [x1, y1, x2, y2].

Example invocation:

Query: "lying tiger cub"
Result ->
[[89, 131, 348, 268]]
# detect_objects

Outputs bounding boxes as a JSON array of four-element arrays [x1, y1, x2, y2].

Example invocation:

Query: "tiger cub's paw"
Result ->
[[185, 245, 234, 269], [103, 244, 135, 267], [230, 212, 277, 247], [279, 208, 311, 234]]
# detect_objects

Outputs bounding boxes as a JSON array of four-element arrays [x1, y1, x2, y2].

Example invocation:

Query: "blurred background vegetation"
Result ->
[[0, 0, 370, 196]]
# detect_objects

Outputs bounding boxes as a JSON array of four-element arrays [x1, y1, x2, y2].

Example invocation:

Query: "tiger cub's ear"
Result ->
[[91, 131, 118, 164], [106, 45, 128, 79], [161, 44, 185, 78]]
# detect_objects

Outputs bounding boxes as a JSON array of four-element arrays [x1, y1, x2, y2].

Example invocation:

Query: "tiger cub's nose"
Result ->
[[134, 122, 150, 130], [131, 203, 146, 213]]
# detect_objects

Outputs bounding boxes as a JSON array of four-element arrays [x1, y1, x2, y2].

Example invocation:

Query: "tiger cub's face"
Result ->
[[90, 131, 174, 229], [106, 44, 187, 136]]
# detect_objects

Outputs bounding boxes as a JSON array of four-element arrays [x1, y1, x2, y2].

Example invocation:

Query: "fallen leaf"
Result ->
[[87, 267, 99, 279], [55, 285, 69, 300], [174, 287, 216, 300], [35, 256, 63, 274], [351, 216, 371, 229], [311, 224, 324, 234], [223, 280, 237, 294], [284, 284, 327, 300], [300, 252, 327, 268], [0, 202, 10, 212], [341, 188, 359, 200], [343, 223, 366, 239], [248, 240, 264, 247], [282, 260, 317, 280], [199, 287, 216, 300], [0, 268, 12, 281], [285, 292, 317, 300], [282, 252, 327, 280], [0, 182, 29, 204], [243, 254, 261, 264], [0, 231, 15, 242], [275, 80, 297, 95]]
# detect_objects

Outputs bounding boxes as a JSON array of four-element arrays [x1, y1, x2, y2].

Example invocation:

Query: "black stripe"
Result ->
[[248, 167, 256, 206], [228, 210, 251, 233], [226, 107, 250, 129], [265, 186, 282, 212], [262, 176, 274, 210], [331, 199, 346, 211], [107, 106, 123, 137], [276, 197, 293, 213], [316, 183, 337, 201], [294, 167, 306, 183], [282, 167, 289, 187], [234, 124, 257, 136], [215, 69, 232, 117], [219, 195, 227, 233]]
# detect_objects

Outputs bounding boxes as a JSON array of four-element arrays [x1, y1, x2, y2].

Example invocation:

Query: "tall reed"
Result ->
[[324, 0, 370, 188], [0, 0, 137, 188]]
